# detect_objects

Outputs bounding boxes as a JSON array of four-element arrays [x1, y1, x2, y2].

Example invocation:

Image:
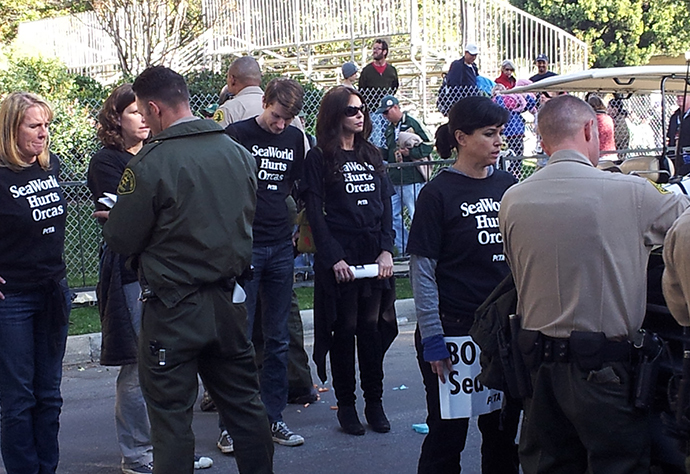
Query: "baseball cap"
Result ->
[[341, 62, 358, 79], [376, 95, 399, 114], [465, 43, 479, 55], [536, 53, 549, 63]]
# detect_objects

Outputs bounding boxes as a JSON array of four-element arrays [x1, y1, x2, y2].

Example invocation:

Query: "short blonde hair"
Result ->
[[0, 92, 54, 171]]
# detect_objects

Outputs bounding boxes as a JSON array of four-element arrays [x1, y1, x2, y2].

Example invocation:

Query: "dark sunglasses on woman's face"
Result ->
[[344, 105, 366, 117]]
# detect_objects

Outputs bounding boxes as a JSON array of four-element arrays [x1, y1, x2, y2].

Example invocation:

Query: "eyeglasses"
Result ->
[[504, 68, 514, 72], [345, 105, 366, 117]]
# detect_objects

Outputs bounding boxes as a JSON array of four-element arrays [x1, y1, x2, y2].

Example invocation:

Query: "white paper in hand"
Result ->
[[348, 264, 379, 279], [97, 192, 118, 209], [438, 336, 504, 419]]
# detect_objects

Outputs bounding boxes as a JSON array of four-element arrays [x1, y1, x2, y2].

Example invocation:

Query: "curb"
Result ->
[[64, 298, 418, 366]]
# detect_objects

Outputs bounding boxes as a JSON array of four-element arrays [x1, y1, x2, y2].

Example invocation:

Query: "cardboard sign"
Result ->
[[439, 336, 504, 419]]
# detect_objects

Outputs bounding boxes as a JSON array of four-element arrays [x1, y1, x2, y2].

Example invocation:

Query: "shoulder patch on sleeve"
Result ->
[[648, 179, 671, 194], [117, 168, 136, 195], [213, 109, 225, 124]]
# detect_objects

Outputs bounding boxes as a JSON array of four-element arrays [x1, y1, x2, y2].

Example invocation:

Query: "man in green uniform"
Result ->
[[103, 66, 273, 474]]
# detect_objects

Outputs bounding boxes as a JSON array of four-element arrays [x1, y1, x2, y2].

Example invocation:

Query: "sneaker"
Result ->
[[122, 463, 154, 474], [271, 420, 304, 446], [217, 430, 234, 454], [194, 455, 213, 469]]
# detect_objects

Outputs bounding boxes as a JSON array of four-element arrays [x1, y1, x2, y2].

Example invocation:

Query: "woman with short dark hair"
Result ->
[[0, 91, 71, 474], [302, 86, 396, 436], [409, 96, 521, 474]]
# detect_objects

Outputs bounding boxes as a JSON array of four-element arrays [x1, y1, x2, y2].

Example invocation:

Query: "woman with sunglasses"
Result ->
[[408, 96, 521, 474], [302, 86, 396, 436]]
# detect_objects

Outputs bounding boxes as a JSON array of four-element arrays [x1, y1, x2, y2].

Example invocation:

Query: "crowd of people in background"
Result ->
[[3, 35, 690, 474]]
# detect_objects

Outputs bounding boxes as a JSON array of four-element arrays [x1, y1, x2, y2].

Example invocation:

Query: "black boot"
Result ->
[[337, 405, 365, 436], [365, 403, 390, 433]]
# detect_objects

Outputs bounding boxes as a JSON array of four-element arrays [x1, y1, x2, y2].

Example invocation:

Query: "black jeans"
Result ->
[[415, 323, 521, 474]]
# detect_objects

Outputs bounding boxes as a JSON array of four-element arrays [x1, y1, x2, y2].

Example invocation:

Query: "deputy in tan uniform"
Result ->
[[499, 94, 689, 474]]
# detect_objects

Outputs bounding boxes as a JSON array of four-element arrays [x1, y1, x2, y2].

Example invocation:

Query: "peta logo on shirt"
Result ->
[[459, 197, 502, 246]]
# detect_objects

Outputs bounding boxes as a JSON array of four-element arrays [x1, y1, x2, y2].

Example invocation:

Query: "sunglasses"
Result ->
[[345, 105, 366, 117]]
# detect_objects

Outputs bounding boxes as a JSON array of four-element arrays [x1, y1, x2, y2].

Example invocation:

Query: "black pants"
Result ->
[[415, 324, 521, 474], [519, 361, 650, 474], [330, 287, 384, 407]]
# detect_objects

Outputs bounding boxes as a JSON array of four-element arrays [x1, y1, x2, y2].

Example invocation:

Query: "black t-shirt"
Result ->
[[302, 147, 395, 268], [407, 168, 517, 319], [529, 71, 558, 83], [0, 154, 67, 291], [226, 118, 305, 246], [88, 147, 135, 214], [87, 147, 138, 283]]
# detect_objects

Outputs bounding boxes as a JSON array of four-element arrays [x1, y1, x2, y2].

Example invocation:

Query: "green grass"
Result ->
[[68, 277, 414, 336], [69, 305, 101, 336]]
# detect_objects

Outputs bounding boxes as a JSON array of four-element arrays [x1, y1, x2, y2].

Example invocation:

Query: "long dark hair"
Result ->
[[315, 86, 384, 181], [97, 84, 136, 151]]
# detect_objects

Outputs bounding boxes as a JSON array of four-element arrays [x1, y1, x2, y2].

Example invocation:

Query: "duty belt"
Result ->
[[139, 277, 237, 302], [540, 334, 631, 364]]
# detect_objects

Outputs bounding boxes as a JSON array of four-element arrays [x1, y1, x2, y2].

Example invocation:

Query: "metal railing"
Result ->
[[17, 0, 587, 86]]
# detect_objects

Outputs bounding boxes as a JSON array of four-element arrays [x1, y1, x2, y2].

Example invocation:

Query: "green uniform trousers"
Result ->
[[139, 285, 274, 474], [519, 361, 650, 474]]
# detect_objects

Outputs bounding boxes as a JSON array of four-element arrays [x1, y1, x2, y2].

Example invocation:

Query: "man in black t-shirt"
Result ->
[[225, 78, 306, 448]]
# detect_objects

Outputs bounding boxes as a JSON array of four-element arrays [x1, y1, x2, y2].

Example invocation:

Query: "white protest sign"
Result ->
[[439, 336, 503, 419]]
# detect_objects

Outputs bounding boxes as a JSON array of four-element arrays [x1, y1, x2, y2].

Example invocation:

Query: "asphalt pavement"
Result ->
[[0, 299, 487, 474]]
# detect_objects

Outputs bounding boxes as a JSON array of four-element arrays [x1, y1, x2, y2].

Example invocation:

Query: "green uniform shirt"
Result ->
[[104, 118, 257, 308]]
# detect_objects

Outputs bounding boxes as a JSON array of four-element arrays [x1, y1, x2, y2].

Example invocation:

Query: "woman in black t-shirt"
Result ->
[[0, 92, 70, 474], [302, 86, 396, 436], [87, 84, 158, 473], [407, 96, 521, 474]]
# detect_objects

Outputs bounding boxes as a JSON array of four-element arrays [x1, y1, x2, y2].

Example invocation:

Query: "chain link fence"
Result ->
[[61, 86, 680, 289]]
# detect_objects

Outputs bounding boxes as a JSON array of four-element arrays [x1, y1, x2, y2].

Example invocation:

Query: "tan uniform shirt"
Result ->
[[213, 86, 264, 128], [663, 208, 690, 326], [499, 150, 689, 339]]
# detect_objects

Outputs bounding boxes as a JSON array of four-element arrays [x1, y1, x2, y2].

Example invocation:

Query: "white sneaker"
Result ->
[[194, 455, 213, 469], [271, 420, 304, 446], [217, 430, 234, 454]]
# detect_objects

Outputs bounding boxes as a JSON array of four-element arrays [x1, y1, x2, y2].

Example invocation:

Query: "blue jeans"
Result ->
[[0, 279, 70, 474], [391, 182, 423, 254], [244, 240, 294, 423]]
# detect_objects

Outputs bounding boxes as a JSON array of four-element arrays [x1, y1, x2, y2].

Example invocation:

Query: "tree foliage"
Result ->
[[0, 56, 100, 179], [0, 0, 89, 43], [510, 0, 690, 67], [88, 0, 205, 77]]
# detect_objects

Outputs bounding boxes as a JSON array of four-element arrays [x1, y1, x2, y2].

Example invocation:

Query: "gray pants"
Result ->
[[117, 282, 153, 469]]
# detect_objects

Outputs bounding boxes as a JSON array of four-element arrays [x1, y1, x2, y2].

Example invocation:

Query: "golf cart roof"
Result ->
[[506, 65, 690, 95]]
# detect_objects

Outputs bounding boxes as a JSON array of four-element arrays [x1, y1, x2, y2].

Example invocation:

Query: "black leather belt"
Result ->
[[540, 334, 631, 364]]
